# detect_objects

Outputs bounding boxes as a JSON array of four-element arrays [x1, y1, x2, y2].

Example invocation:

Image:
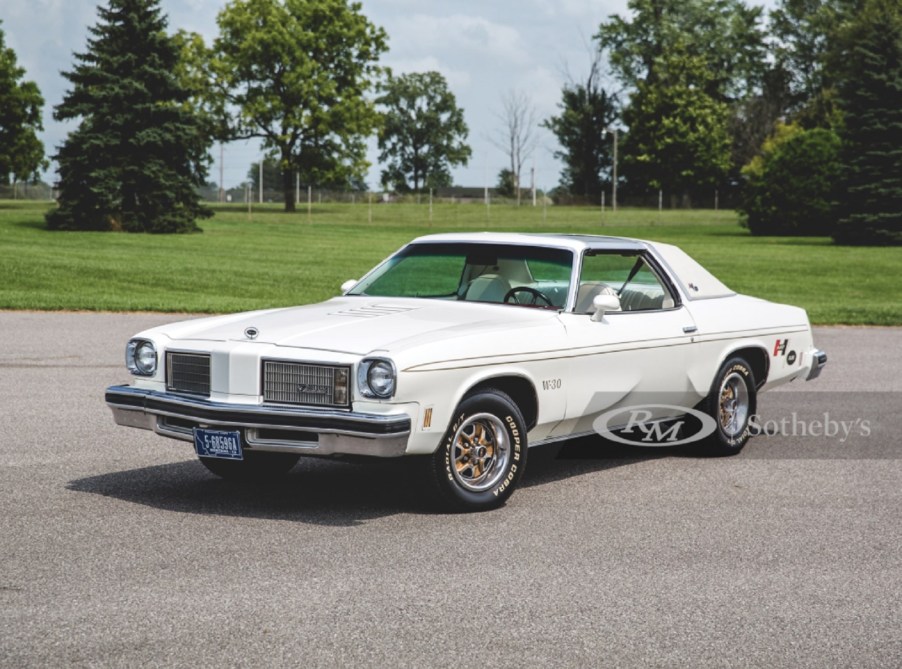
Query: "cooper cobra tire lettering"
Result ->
[[505, 415, 522, 461], [493, 464, 518, 497]]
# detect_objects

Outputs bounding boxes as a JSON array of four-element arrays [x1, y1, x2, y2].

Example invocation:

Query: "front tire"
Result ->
[[697, 356, 757, 456], [198, 451, 300, 482], [427, 390, 528, 512]]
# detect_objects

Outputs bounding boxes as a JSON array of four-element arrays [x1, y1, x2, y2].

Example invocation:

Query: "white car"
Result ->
[[106, 233, 827, 511]]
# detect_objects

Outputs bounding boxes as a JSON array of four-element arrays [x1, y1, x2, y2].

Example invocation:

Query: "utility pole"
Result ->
[[531, 161, 536, 207], [219, 143, 225, 203], [483, 155, 489, 210], [604, 126, 618, 212], [258, 159, 263, 204], [612, 128, 618, 212]]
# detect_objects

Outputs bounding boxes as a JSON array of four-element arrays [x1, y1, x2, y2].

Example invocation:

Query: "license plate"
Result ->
[[194, 428, 243, 460]]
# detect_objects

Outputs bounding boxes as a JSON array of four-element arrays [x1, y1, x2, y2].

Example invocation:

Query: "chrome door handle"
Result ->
[[683, 325, 698, 334]]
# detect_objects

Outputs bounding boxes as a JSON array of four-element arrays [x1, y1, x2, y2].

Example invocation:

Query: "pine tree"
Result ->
[[47, 0, 210, 233], [833, 0, 902, 245]]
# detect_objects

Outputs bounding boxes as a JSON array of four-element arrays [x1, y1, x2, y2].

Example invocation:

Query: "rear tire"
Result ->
[[426, 390, 528, 512], [696, 356, 757, 456], [198, 451, 300, 482]]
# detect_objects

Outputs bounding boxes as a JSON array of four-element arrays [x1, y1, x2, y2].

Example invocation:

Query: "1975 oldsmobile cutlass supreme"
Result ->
[[106, 233, 827, 510]]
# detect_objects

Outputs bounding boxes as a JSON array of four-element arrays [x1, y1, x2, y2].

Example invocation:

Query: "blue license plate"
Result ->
[[194, 428, 243, 460]]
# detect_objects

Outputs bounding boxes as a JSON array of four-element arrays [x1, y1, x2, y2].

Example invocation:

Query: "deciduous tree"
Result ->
[[195, 0, 387, 211], [0, 21, 46, 184], [621, 47, 732, 203], [739, 122, 841, 235], [377, 71, 471, 193], [47, 0, 210, 232], [598, 0, 768, 192], [597, 0, 767, 103], [495, 168, 516, 198], [248, 157, 282, 198], [542, 54, 618, 202], [490, 90, 538, 204]]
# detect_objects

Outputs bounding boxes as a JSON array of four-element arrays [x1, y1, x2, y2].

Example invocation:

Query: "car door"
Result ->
[[547, 249, 699, 438]]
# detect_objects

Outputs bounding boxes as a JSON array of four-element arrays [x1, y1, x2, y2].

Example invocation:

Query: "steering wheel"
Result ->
[[503, 286, 554, 307]]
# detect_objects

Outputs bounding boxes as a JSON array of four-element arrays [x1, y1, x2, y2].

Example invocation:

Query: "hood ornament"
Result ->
[[244, 326, 259, 340]]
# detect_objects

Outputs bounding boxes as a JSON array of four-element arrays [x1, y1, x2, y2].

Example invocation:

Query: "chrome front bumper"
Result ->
[[105, 385, 411, 458], [807, 349, 828, 381]]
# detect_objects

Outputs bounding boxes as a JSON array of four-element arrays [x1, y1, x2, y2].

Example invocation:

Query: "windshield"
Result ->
[[348, 242, 574, 309]]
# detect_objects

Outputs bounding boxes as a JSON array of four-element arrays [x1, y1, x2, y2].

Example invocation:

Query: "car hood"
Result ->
[[153, 297, 559, 355]]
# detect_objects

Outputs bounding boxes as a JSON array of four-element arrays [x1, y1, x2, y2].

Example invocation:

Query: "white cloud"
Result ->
[[391, 14, 530, 66], [517, 66, 565, 117], [529, 0, 626, 19], [383, 56, 472, 89], [0, 0, 769, 189]]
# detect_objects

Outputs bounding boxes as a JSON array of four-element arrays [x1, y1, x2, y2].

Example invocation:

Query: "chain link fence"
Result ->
[[0, 183, 54, 200], [198, 184, 382, 205], [2, 181, 737, 211], [551, 188, 740, 210]]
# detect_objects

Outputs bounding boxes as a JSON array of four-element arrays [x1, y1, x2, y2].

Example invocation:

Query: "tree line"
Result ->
[[0, 0, 899, 243]]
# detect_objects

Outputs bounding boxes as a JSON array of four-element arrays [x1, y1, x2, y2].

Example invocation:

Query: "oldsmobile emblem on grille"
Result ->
[[244, 327, 259, 340], [298, 383, 330, 395]]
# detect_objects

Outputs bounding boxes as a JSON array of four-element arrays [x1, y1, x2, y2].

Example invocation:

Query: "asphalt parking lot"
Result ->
[[1, 312, 900, 667]]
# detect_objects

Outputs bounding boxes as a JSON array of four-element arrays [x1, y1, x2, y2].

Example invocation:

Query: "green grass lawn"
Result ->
[[1, 199, 899, 324]]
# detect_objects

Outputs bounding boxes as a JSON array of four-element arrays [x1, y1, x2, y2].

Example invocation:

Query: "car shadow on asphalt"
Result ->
[[67, 437, 675, 525], [68, 457, 421, 527], [523, 436, 676, 488]]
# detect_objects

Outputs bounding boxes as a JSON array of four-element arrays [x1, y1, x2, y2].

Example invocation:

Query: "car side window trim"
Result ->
[[569, 249, 682, 314]]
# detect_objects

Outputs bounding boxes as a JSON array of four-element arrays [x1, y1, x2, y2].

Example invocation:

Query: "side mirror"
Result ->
[[340, 279, 357, 295], [590, 294, 621, 322]]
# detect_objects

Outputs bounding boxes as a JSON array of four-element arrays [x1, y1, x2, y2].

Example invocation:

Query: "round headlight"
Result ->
[[127, 339, 157, 376], [367, 360, 395, 398]]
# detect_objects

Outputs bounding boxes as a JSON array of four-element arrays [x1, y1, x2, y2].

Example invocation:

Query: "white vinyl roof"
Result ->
[[410, 232, 646, 253], [642, 241, 735, 300]]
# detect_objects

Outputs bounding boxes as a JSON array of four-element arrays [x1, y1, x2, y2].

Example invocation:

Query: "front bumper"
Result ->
[[105, 385, 411, 458]]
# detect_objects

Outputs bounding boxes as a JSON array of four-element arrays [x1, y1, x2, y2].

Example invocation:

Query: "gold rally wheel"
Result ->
[[428, 390, 528, 512]]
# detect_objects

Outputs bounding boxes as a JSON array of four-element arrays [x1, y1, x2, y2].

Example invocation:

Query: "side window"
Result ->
[[576, 252, 674, 313]]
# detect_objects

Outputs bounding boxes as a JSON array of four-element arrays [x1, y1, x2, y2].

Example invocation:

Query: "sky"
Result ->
[[0, 0, 773, 192]]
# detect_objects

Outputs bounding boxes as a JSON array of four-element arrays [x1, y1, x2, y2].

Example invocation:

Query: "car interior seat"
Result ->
[[465, 274, 512, 303], [575, 281, 619, 313]]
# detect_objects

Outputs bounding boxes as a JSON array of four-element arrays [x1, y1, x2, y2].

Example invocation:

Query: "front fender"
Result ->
[[397, 361, 566, 454]]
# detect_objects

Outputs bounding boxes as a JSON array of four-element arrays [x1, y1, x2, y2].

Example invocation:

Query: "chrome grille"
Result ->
[[166, 352, 211, 396], [263, 361, 350, 408]]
